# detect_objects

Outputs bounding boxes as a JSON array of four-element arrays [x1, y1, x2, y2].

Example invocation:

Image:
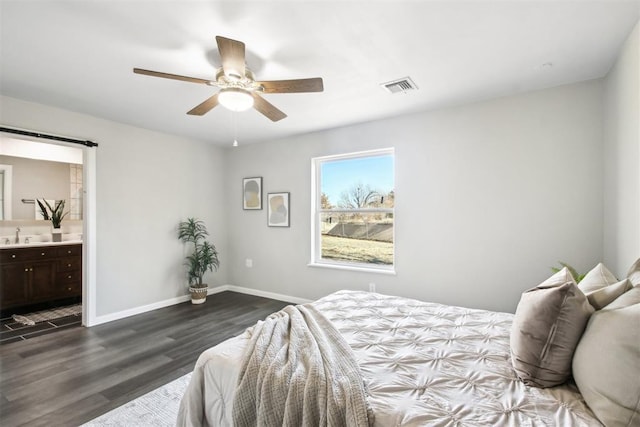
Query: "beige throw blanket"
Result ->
[[232, 304, 371, 427]]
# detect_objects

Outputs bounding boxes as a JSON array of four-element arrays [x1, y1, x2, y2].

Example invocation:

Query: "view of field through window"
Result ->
[[319, 152, 394, 266]]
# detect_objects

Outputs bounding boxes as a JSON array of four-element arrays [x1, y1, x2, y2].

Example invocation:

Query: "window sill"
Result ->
[[307, 261, 396, 275]]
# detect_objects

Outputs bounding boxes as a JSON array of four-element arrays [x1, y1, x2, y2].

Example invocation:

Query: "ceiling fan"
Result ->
[[133, 36, 324, 122]]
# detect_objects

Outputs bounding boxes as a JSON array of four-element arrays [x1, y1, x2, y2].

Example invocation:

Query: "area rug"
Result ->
[[12, 304, 82, 326], [81, 372, 192, 426]]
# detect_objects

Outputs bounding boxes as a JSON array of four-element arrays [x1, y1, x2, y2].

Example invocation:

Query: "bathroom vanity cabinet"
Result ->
[[0, 243, 82, 310]]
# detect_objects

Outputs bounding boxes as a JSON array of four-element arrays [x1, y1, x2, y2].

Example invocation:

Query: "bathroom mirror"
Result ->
[[0, 137, 83, 221]]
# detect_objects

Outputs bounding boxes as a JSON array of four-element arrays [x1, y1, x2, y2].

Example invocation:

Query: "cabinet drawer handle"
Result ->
[[30, 268, 33, 272], [41, 252, 45, 256], [24, 268, 29, 272], [67, 287, 72, 291], [68, 250, 72, 254], [68, 263, 72, 267], [68, 275, 72, 279], [12, 254, 16, 258]]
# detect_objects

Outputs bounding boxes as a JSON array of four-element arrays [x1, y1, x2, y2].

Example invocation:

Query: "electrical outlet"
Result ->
[[245, 259, 253, 268], [369, 282, 376, 293]]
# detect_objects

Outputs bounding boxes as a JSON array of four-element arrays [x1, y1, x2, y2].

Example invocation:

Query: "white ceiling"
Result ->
[[1, 1, 638, 147]]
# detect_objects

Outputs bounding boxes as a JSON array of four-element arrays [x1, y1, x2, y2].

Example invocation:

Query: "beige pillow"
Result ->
[[604, 283, 640, 310], [628, 258, 640, 286], [579, 262, 618, 294], [510, 268, 594, 388], [572, 303, 640, 427], [584, 279, 633, 310]]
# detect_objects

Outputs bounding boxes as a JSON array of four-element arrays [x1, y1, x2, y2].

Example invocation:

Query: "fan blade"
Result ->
[[187, 94, 220, 116], [133, 68, 213, 85], [257, 78, 324, 94], [216, 36, 246, 79], [251, 93, 287, 122]]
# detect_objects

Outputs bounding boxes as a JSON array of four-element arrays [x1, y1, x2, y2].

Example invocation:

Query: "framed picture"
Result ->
[[243, 177, 262, 210], [267, 192, 290, 227]]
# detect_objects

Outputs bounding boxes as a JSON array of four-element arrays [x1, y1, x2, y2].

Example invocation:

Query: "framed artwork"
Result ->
[[267, 192, 290, 227], [243, 177, 262, 210]]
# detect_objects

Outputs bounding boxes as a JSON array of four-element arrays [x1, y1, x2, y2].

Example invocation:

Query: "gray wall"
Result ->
[[0, 95, 229, 317], [225, 80, 605, 313], [603, 21, 640, 278]]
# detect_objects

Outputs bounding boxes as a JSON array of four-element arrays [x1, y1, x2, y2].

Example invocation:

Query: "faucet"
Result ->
[[15, 227, 20, 244], [4, 238, 9, 245], [24, 237, 30, 244]]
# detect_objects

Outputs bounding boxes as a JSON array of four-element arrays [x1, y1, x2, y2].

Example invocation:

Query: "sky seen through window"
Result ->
[[321, 155, 394, 206]]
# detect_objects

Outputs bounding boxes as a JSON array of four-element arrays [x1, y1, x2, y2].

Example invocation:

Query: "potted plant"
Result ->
[[37, 199, 68, 242], [178, 218, 220, 304], [551, 262, 586, 283]]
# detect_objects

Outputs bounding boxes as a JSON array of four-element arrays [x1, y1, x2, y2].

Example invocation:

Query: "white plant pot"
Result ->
[[52, 228, 62, 242]]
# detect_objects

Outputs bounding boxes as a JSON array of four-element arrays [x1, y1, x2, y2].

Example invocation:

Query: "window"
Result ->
[[311, 148, 395, 272]]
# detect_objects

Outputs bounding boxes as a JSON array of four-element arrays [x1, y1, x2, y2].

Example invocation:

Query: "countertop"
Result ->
[[1, 240, 83, 249]]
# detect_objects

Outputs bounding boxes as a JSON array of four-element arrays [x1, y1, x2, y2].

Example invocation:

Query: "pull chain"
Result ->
[[232, 111, 239, 147]]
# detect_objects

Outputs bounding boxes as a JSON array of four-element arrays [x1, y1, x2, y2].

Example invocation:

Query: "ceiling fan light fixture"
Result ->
[[218, 88, 254, 112], [133, 36, 323, 121]]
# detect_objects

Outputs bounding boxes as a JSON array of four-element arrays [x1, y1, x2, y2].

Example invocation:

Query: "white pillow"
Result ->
[[584, 279, 632, 310], [578, 263, 618, 294], [604, 283, 640, 310], [544, 266, 576, 286], [627, 258, 640, 286], [572, 302, 640, 427]]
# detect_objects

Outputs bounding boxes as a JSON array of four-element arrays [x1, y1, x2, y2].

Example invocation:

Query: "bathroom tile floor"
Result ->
[[0, 314, 81, 344]]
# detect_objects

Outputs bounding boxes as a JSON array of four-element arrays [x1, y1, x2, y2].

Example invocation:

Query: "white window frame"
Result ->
[[310, 148, 395, 274]]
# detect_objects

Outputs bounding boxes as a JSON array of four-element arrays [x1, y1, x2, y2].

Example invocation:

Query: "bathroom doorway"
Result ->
[[0, 134, 95, 342]]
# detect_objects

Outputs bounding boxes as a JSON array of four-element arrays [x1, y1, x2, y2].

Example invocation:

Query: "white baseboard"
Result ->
[[89, 294, 189, 326], [207, 284, 231, 295], [225, 285, 312, 305], [88, 284, 308, 326]]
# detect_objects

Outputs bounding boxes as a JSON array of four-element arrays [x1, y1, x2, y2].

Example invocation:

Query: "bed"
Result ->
[[177, 289, 603, 426]]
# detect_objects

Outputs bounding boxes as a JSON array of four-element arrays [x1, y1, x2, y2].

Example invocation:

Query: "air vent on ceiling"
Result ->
[[380, 77, 418, 94]]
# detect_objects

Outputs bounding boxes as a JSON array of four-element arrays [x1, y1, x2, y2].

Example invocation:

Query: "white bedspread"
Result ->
[[178, 290, 600, 426]]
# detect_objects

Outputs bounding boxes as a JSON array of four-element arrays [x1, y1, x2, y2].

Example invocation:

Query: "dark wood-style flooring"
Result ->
[[0, 291, 289, 427]]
